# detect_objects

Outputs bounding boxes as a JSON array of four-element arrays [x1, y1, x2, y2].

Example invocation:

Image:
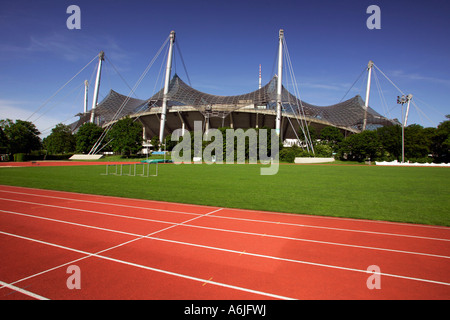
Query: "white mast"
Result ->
[[83, 80, 89, 113], [259, 64, 262, 89], [362, 60, 373, 131], [276, 29, 284, 137], [404, 94, 413, 127], [90, 51, 105, 123], [159, 30, 176, 147]]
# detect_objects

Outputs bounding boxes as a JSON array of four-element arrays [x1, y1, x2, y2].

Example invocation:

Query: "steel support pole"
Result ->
[[90, 51, 105, 123], [83, 80, 89, 114], [276, 29, 284, 137], [159, 31, 176, 147], [362, 60, 373, 131], [404, 94, 413, 127]]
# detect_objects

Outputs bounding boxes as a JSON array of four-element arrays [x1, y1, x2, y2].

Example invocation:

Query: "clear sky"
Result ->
[[1, 0, 449, 136]]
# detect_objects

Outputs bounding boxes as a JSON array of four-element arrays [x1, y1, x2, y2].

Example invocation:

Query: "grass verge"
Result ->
[[0, 163, 449, 226]]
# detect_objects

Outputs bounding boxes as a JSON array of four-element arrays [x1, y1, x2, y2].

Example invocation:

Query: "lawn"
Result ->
[[0, 162, 449, 226]]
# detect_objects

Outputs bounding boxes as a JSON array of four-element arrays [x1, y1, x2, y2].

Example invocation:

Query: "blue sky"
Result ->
[[1, 0, 449, 136]]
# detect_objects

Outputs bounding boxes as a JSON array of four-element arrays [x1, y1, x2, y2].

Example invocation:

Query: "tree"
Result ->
[[43, 123, 75, 154], [0, 126, 8, 154], [0, 119, 42, 154], [319, 126, 344, 151], [337, 130, 381, 162], [432, 116, 450, 163], [376, 125, 401, 161], [107, 117, 143, 156], [404, 124, 433, 161], [150, 136, 160, 151], [299, 125, 317, 145], [75, 122, 103, 154], [163, 134, 177, 151]]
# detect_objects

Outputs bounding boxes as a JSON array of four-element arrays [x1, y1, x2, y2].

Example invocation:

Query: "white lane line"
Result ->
[[1, 195, 449, 243], [0, 209, 144, 237], [183, 223, 450, 259], [0, 189, 201, 216], [224, 205, 450, 230], [1, 209, 449, 287], [0, 197, 177, 225], [0, 280, 49, 300], [1, 197, 449, 259], [206, 214, 450, 242], [0, 230, 294, 300]]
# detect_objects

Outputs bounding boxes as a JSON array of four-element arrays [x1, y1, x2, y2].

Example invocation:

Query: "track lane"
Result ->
[[0, 233, 84, 285]]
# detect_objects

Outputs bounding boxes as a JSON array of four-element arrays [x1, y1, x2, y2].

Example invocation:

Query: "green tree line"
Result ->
[[280, 115, 450, 163], [1, 115, 448, 163], [0, 117, 143, 161]]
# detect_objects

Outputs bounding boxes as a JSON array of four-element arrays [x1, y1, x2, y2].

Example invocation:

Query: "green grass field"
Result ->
[[0, 163, 449, 226]]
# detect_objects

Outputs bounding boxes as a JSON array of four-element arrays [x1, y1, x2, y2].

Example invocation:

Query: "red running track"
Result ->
[[0, 161, 140, 167], [0, 184, 449, 300]]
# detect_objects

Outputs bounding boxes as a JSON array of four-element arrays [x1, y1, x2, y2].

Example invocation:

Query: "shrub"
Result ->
[[14, 153, 25, 162], [313, 144, 333, 157], [280, 148, 296, 163]]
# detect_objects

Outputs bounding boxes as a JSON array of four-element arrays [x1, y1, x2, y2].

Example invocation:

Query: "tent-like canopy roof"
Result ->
[[72, 74, 397, 132], [148, 74, 397, 129]]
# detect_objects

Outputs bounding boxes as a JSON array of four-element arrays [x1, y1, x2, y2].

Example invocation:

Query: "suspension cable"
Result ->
[[372, 68, 390, 118], [175, 41, 192, 86], [373, 63, 405, 96], [339, 67, 366, 103], [282, 38, 315, 153], [106, 56, 138, 98], [26, 54, 98, 122]]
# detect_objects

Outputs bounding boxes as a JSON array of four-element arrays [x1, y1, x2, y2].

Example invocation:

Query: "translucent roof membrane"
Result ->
[[72, 74, 397, 131]]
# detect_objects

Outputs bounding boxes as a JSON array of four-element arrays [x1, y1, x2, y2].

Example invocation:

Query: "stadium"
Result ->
[[70, 30, 398, 153]]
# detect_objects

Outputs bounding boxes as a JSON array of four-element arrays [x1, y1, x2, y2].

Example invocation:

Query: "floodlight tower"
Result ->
[[362, 60, 374, 131], [90, 51, 105, 123], [397, 94, 413, 163], [276, 29, 284, 137], [159, 30, 176, 148]]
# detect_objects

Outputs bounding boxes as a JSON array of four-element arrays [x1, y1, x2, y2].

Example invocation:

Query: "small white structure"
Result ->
[[294, 157, 335, 164], [70, 154, 103, 160], [375, 160, 450, 167]]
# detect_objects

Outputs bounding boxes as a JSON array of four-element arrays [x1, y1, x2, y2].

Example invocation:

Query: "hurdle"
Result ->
[[136, 162, 158, 177], [101, 163, 118, 176], [101, 162, 158, 177]]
